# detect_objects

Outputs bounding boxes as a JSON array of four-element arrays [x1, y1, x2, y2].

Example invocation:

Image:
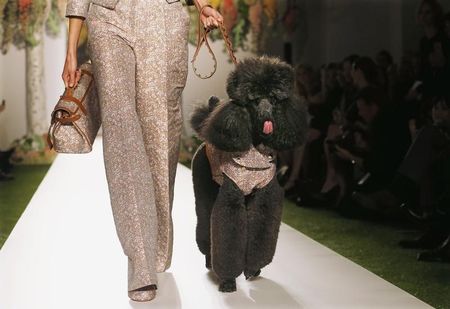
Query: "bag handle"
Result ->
[[191, 4, 238, 79], [47, 68, 94, 149]]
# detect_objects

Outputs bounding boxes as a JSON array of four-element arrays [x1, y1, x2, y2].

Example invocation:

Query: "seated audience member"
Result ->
[[445, 12, 450, 39], [353, 96, 450, 261], [318, 86, 410, 208], [317, 63, 344, 128], [417, 96, 450, 262], [284, 63, 345, 197], [351, 56, 382, 89], [317, 56, 379, 198], [422, 34, 450, 99], [403, 15, 450, 138], [345, 56, 382, 123], [305, 63, 344, 186], [375, 49, 397, 99], [316, 56, 359, 197], [279, 64, 320, 192], [294, 64, 321, 103], [404, 32, 450, 141], [337, 54, 359, 114], [376, 50, 394, 74], [416, 0, 446, 74]]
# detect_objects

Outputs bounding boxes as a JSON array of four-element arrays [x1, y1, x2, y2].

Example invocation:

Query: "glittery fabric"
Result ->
[[65, 0, 125, 18], [80, 0, 189, 292], [205, 143, 277, 196]]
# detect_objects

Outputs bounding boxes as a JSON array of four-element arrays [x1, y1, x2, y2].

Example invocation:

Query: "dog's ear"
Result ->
[[190, 105, 210, 135], [190, 96, 222, 135], [201, 102, 252, 152]]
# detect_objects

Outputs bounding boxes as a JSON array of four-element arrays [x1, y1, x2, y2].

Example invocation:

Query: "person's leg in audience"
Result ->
[[352, 125, 433, 213], [417, 147, 450, 262], [283, 145, 305, 191], [320, 123, 343, 193]]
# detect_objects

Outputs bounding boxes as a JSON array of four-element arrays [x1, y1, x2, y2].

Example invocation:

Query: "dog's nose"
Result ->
[[259, 98, 272, 114]]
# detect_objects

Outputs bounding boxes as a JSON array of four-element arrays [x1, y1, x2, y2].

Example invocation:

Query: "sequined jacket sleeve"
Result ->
[[65, 0, 90, 18]]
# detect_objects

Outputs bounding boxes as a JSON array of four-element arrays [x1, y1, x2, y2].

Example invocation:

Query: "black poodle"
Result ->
[[190, 55, 309, 292]]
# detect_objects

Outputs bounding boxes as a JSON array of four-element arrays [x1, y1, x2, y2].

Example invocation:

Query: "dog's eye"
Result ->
[[248, 93, 257, 100]]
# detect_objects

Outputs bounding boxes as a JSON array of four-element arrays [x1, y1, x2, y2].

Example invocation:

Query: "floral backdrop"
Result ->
[[1, 0, 65, 52], [1, 0, 65, 164], [186, 0, 300, 58]]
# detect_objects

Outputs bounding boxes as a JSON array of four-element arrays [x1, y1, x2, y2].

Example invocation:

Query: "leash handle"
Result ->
[[191, 4, 238, 79]]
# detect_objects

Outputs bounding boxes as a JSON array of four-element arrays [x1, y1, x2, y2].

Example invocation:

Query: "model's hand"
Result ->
[[62, 51, 81, 88], [200, 5, 223, 31]]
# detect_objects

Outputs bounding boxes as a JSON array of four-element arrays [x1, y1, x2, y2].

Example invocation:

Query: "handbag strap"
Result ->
[[191, 4, 238, 79], [47, 68, 95, 150], [61, 71, 94, 115]]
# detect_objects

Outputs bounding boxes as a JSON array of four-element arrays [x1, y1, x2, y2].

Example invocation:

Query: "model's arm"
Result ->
[[193, 0, 223, 30], [62, 0, 90, 88], [61, 17, 84, 88]]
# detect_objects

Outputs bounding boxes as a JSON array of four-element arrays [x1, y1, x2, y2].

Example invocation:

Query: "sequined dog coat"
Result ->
[[204, 143, 276, 195]]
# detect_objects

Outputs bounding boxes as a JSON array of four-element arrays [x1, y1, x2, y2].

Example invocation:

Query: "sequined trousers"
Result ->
[[85, 0, 190, 291]]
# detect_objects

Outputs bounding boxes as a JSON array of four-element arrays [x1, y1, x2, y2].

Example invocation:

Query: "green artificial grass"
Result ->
[[0, 165, 51, 249], [282, 200, 450, 309]]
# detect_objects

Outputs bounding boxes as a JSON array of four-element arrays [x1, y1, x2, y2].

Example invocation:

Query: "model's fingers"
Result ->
[[204, 16, 221, 30], [207, 17, 215, 27], [69, 69, 76, 87], [201, 16, 209, 29], [200, 15, 206, 26], [207, 17, 218, 28]]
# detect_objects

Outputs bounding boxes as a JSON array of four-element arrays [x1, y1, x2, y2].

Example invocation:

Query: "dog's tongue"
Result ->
[[263, 121, 273, 135]]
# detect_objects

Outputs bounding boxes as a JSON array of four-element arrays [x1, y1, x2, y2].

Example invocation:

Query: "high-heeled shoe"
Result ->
[[417, 235, 450, 263], [398, 229, 449, 250], [128, 284, 157, 302], [307, 185, 339, 207]]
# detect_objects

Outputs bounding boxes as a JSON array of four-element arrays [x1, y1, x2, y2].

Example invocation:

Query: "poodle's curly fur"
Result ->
[[190, 55, 309, 292]]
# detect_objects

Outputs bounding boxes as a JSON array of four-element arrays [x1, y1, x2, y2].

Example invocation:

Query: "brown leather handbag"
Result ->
[[47, 61, 101, 153]]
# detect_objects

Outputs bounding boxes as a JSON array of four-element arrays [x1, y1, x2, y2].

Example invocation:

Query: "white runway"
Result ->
[[0, 135, 432, 309]]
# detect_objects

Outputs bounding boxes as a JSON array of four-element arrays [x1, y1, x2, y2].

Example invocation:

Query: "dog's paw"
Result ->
[[244, 269, 261, 280], [205, 254, 212, 269], [219, 279, 236, 292]]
